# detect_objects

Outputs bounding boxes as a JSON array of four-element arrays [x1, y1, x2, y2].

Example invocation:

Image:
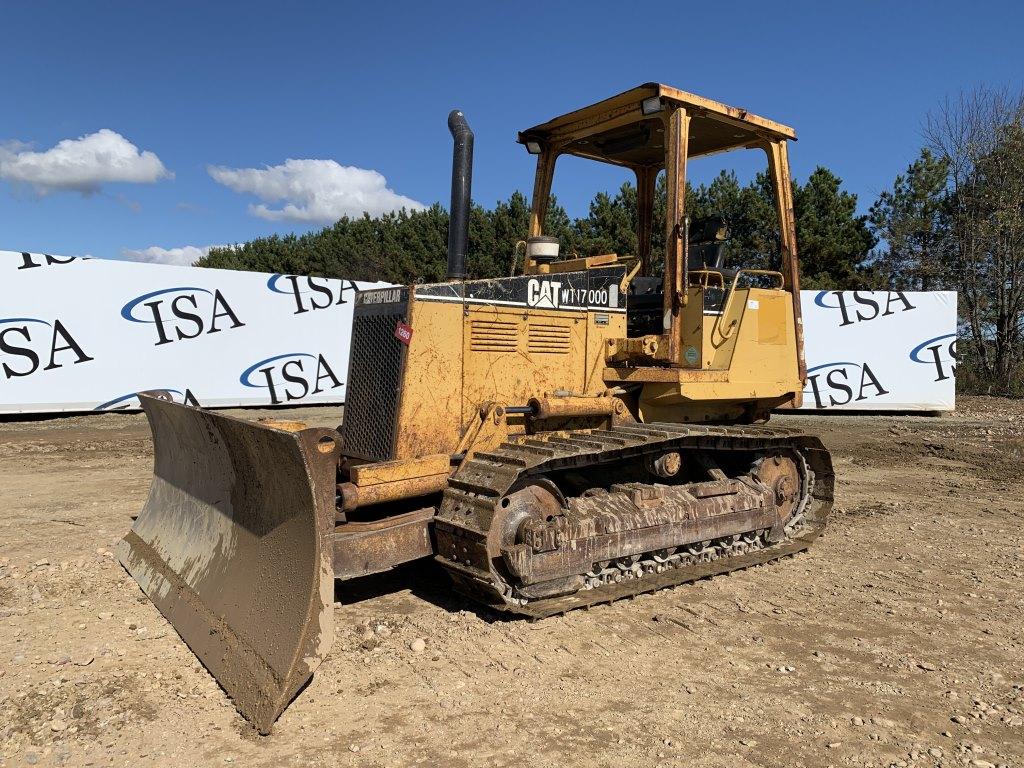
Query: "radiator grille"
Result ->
[[341, 308, 406, 461], [470, 319, 518, 353], [527, 321, 571, 354]]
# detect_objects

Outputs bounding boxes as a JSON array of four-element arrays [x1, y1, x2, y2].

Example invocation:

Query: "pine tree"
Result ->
[[792, 168, 876, 289], [198, 166, 874, 292], [868, 149, 950, 290]]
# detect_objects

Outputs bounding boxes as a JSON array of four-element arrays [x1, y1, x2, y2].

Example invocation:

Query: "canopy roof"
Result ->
[[517, 83, 796, 169]]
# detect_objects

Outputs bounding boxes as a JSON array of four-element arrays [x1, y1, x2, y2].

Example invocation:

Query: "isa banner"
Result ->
[[799, 290, 957, 412], [0, 251, 388, 413], [0, 253, 958, 415]]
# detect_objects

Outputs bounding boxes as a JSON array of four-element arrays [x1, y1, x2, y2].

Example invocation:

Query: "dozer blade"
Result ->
[[116, 393, 340, 734]]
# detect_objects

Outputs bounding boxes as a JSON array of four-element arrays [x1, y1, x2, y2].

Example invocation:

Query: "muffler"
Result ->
[[447, 109, 473, 280]]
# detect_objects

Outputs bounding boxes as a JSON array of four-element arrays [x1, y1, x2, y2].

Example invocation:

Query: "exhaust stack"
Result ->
[[447, 110, 473, 280]]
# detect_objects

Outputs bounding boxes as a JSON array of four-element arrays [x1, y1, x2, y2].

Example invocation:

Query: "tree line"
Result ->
[[199, 168, 875, 291], [199, 86, 1024, 394], [868, 87, 1024, 394]]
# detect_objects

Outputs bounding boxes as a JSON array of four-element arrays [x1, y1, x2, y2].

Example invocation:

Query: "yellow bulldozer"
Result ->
[[117, 83, 834, 733]]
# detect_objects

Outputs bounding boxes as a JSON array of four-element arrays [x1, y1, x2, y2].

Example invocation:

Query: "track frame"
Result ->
[[435, 422, 834, 618]]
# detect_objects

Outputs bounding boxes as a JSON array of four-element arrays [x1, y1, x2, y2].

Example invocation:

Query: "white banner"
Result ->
[[0, 252, 957, 414], [798, 290, 957, 411], [0, 251, 387, 413]]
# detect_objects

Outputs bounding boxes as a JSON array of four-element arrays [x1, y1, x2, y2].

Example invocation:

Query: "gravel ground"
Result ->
[[1, 397, 1022, 768]]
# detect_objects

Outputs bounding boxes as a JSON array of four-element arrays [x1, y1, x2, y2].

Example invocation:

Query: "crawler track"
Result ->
[[434, 423, 834, 618]]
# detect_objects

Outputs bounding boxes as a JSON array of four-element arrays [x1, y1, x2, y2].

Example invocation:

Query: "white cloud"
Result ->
[[0, 129, 172, 194], [121, 244, 223, 267], [208, 158, 424, 223]]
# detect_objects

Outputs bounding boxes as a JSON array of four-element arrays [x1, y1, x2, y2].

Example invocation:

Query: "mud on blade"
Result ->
[[116, 394, 340, 734]]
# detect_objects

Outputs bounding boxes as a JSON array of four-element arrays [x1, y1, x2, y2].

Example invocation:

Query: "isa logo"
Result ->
[[121, 286, 245, 346], [910, 333, 957, 382], [94, 388, 201, 411], [240, 352, 343, 405], [15, 252, 83, 270], [813, 291, 916, 327], [0, 317, 94, 380], [805, 361, 890, 408], [267, 275, 357, 315]]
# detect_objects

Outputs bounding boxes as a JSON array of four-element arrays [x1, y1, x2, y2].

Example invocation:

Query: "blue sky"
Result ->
[[1, 1, 1022, 265]]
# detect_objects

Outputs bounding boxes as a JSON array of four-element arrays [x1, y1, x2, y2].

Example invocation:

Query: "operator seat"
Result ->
[[687, 216, 731, 276], [627, 216, 733, 336], [622, 217, 737, 335]]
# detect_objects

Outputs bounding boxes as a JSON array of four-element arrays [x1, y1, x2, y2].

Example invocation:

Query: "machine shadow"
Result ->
[[332, 560, 508, 622]]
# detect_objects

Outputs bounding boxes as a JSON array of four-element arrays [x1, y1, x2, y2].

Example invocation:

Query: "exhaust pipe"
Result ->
[[447, 110, 473, 280]]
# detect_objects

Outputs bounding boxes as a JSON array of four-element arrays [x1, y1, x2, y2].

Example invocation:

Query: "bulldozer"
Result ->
[[117, 83, 834, 733]]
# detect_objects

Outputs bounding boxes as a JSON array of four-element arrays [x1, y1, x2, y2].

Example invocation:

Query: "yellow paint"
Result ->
[[461, 304, 586, 427], [383, 83, 807, 464], [350, 454, 451, 486], [392, 298, 463, 459]]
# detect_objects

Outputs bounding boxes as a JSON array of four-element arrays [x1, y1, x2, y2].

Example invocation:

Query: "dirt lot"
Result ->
[[1, 398, 1022, 768]]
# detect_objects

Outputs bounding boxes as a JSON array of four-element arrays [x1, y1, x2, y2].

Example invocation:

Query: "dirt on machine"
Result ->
[[116, 83, 835, 733]]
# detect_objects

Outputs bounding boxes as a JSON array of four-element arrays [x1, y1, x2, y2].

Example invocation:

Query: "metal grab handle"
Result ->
[[688, 269, 726, 289], [618, 256, 643, 294], [677, 217, 689, 307], [731, 268, 785, 287], [717, 269, 785, 340]]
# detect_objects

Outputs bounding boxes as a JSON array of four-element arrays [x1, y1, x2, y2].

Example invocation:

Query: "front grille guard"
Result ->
[[341, 305, 407, 461]]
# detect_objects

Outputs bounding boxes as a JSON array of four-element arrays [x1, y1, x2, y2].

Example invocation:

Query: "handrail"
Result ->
[[618, 256, 642, 293], [717, 269, 785, 340], [688, 269, 726, 289], [732, 268, 785, 286]]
